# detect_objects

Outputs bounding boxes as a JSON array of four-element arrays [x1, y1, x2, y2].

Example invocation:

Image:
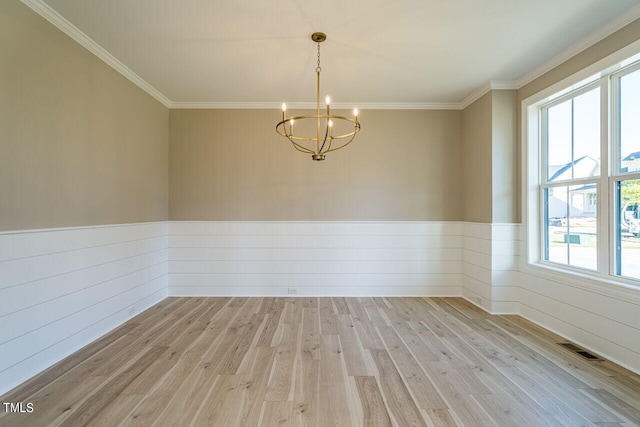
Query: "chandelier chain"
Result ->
[[316, 42, 321, 73]]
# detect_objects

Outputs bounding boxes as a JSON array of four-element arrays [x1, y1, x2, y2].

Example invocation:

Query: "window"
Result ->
[[533, 55, 640, 282]]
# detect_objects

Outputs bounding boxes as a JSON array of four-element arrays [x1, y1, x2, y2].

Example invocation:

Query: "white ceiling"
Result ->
[[31, 0, 640, 107]]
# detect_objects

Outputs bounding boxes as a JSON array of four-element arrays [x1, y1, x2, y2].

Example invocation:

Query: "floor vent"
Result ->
[[558, 343, 602, 361]]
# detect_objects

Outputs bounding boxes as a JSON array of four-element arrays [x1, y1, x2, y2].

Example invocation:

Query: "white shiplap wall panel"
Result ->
[[490, 225, 520, 313], [519, 269, 640, 371], [491, 270, 520, 287], [0, 222, 167, 261], [169, 260, 461, 275], [0, 250, 167, 317], [0, 222, 168, 396], [521, 273, 640, 328], [169, 234, 463, 250], [461, 249, 492, 270], [462, 275, 492, 300], [461, 236, 492, 254], [0, 275, 166, 371], [0, 236, 167, 290], [169, 221, 463, 236], [172, 285, 460, 297], [461, 223, 520, 313], [169, 273, 460, 287], [462, 261, 492, 285], [169, 247, 462, 261], [168, 221, 463, 296], [0, 263, 167, 344], [519, 281, 640, 373]]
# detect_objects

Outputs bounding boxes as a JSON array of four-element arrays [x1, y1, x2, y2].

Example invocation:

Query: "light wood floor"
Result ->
[[2, 297, 640, 426]]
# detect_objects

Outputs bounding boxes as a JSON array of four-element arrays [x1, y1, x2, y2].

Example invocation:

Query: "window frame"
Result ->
[[522, 40, 640, 293]]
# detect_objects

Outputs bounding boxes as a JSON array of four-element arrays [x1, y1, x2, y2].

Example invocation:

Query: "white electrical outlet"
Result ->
[[288, 288, 298, 295]]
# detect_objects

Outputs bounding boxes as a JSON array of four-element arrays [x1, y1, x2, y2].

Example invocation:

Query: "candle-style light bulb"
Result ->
[[353, 108, 358, 117], [325, 96, 331, 106], [328, 120, 333, 127], [282, 103, 287, 112], [290, 119, 294, 135]]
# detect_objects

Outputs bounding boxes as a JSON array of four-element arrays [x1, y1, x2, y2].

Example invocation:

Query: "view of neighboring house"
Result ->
[[547, 155, 599, 218], [621, 150, 640, 172], [548, 152, 640, 226]]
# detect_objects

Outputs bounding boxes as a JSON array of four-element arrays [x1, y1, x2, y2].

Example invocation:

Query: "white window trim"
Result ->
[[522, 39, 640, 300]]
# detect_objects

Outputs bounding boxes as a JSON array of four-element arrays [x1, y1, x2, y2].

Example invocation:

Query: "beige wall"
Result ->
[[169, 109, 462, 221], [519, 18, 640, 102], [461, 92, 493, 223], [0, 1, 169, 232], [460, 89, 517, 224], [491, 90, 517, 224]]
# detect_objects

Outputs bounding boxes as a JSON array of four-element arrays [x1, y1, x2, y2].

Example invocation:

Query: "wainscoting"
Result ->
[[169, 221, 463, 297], [0, 222, 168, 395]]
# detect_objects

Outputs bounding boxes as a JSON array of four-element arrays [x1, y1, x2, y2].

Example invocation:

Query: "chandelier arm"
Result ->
[[278, 118, 360, 140], [324, 130, 357, 154], [275, 122, 288, 138], [318, 123, 330, 153], [287, 137, 315, 154]]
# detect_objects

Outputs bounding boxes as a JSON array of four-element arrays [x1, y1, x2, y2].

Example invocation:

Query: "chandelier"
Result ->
[[276, 32, 361, 161]]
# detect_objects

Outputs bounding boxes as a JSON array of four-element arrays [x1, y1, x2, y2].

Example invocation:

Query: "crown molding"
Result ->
[[458, 80, 519, 109], [489, 81, 519, 90], [354, 102, 462, 110], [515, 3, 640, 89], [171, 102, 287, 110], [170, 101, 462, 110], [20, 0, 172, 108]]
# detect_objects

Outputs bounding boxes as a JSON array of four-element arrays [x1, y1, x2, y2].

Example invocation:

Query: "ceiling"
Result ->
[[30, 0, 640, 108]]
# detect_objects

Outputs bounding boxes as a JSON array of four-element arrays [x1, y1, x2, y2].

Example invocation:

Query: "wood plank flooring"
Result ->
[[2, 297, 640, 426]]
